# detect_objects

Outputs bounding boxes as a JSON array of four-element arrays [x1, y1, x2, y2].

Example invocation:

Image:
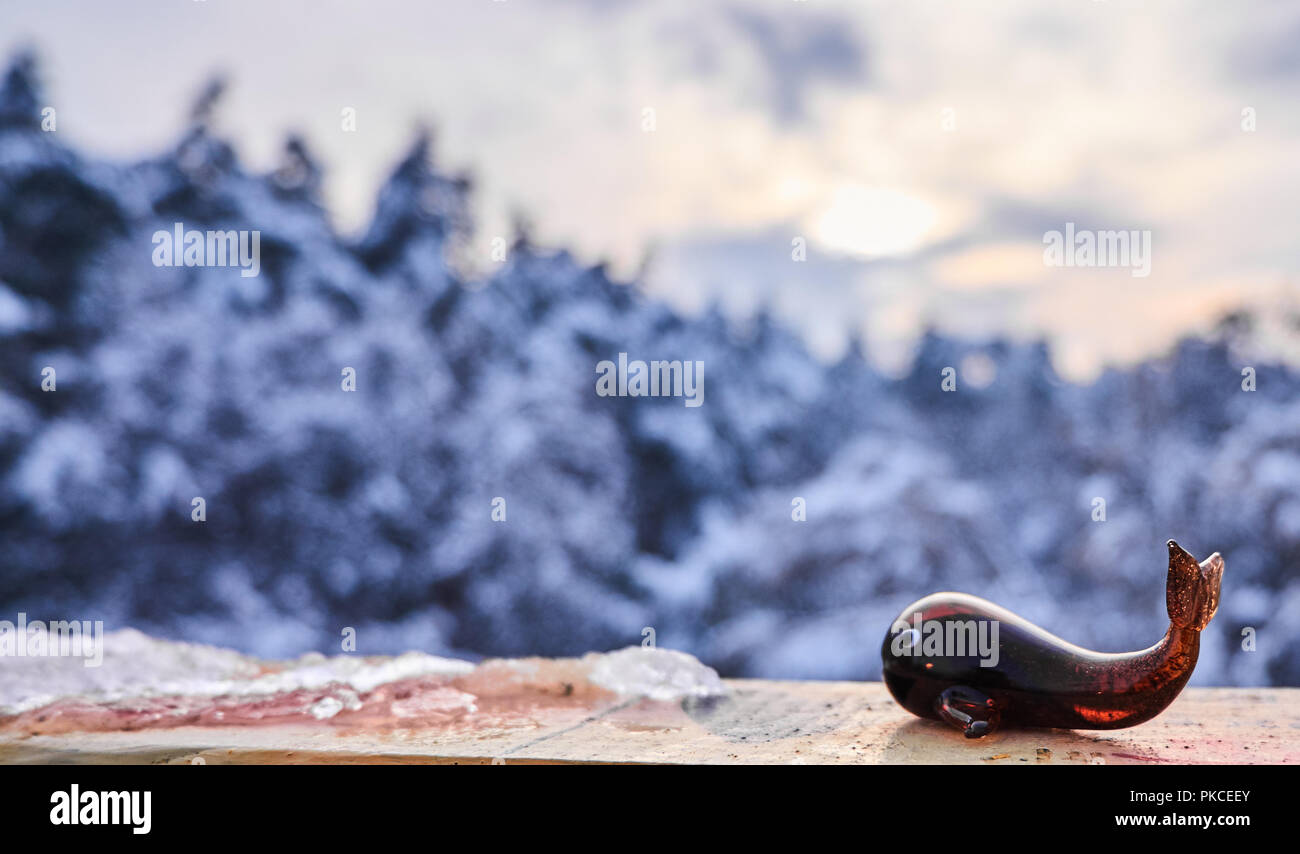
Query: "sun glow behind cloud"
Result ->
[[811, 185, 940, 259]]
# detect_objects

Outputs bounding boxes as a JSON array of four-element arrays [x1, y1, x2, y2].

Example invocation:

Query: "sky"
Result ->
[[4, 0, 1298, 378]]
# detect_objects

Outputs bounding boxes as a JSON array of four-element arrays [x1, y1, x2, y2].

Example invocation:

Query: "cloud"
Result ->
[[5, 0, 1296, 378], [723, 5, 868, 122]]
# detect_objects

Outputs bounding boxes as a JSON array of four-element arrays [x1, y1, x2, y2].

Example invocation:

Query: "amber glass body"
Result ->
[[881, 592, 1199, 731]]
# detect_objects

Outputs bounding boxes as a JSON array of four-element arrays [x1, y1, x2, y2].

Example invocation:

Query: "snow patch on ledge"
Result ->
[[0, 628, 473, 715], [0, 630, 724, 726], [585, 646, 726, 701]]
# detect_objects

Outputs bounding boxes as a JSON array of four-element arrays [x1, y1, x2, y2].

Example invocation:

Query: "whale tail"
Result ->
[[1165, 540, 1224, 630]]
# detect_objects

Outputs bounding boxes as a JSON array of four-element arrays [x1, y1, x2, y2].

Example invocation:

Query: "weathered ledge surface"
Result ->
[[1, 631, 1294, 764], [4, 683, 1297, 764]]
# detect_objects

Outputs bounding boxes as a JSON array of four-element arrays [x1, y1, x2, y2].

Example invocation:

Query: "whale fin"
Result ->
[[1166, 541, 1224, 630], [936, 685, 1001, 738]]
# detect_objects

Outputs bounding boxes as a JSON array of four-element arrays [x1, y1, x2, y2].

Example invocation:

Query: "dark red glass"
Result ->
[[881, 540, 1224, 737]]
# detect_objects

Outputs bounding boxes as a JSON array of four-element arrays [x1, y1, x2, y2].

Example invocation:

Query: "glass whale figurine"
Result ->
[[881, 540, 1224, 738]]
